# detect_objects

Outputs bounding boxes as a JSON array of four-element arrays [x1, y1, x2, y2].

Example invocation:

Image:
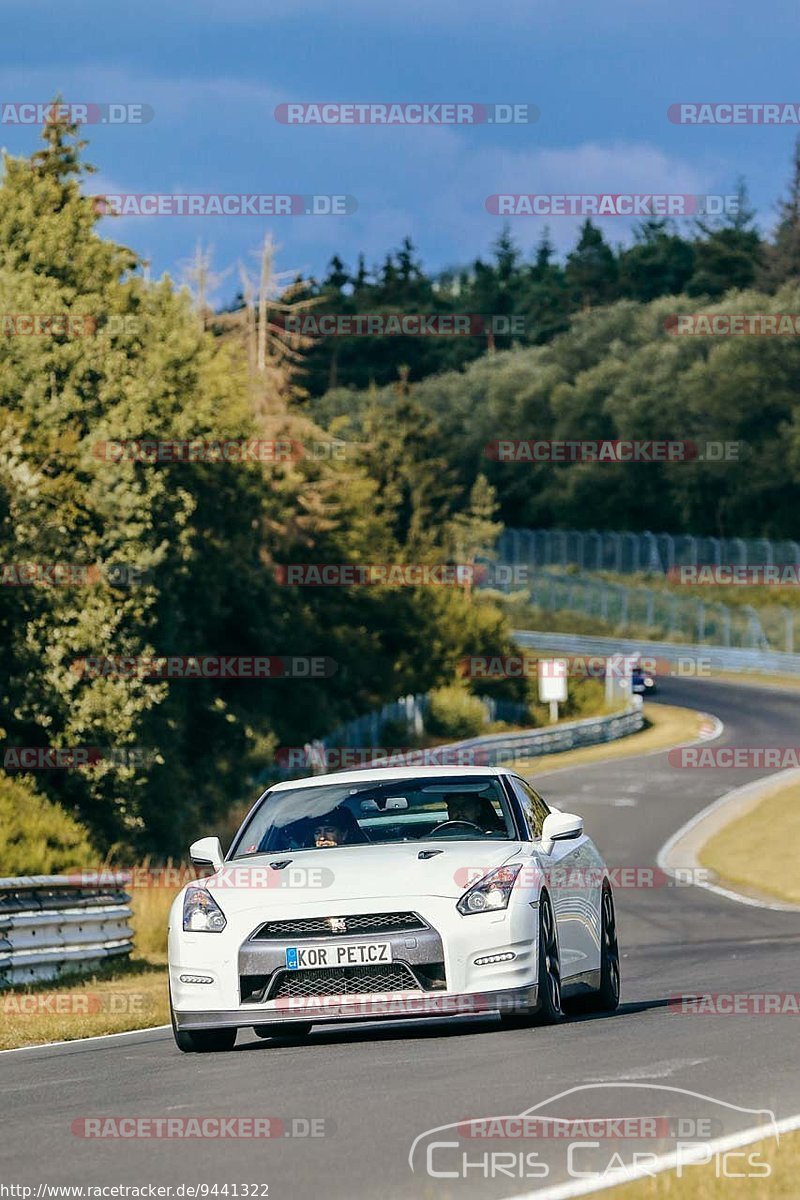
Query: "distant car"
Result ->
[[630, 664, 657, 695], [168, 766, 620, 1052]]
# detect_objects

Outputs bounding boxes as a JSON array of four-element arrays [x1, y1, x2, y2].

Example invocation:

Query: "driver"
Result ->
[[446, 793, 503, 831]]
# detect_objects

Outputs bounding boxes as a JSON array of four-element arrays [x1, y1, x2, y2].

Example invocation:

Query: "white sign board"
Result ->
[[538, 659, 568, 703]]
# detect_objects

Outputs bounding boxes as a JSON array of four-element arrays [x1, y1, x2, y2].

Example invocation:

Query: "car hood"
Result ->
[[201, 841, 524, 913]]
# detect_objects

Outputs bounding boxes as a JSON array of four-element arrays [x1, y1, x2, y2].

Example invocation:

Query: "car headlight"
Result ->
[[183, 885, 227, 932], [643, 676, 654, 686], [457, 864, 522, 915]]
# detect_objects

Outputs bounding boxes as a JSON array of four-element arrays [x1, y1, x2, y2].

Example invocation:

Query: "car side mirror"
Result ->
[[541, 811, 583, 852], [189, 836, 224, 871]]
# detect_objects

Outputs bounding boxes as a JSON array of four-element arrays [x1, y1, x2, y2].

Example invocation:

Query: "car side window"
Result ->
[[509, 777, 550, 839]]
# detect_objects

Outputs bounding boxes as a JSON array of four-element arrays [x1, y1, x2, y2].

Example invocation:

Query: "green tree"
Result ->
[[761, 140, 800, 288], [688, 182, 763, 298], [565, 220, 619, 308], [618, 219, 695, 301]]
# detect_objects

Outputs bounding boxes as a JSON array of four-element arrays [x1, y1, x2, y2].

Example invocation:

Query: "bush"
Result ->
[[0, 773, 96, 875], [425, 686, 487, 740], [563, 677, 610, 718], [525, 674, 611, 724]]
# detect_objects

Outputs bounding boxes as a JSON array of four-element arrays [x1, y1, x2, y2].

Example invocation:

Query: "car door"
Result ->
[[507, 775, 601, 977]]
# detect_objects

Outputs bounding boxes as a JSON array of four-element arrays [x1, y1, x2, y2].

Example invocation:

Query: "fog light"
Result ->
[[179, 974, 214, 984], [474, 952, 516, 966]]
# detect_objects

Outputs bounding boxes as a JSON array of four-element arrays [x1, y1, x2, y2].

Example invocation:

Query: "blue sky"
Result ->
[[4, 0, 800, 304]]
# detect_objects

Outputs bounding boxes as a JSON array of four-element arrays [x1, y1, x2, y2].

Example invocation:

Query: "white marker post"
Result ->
[[538, 659, 568, 724]]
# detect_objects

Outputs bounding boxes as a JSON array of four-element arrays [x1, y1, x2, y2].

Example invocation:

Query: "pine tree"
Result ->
[[688, 181, 762, 297], [565, 220, 619, 308], [761, 141, 800, 288]]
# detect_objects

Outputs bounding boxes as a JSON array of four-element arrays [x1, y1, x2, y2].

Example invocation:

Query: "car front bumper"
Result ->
[[172, 983, 540, 1031], [169, 893, 540, 1028]]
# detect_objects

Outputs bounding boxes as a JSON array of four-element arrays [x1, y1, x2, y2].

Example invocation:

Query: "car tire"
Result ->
[[568, 884, 621, 1015], [499, 891, 563, 1029], [170, 992, 237, 1053], [253, 1023, 313, 1039], [532, 891, 564, 1025]]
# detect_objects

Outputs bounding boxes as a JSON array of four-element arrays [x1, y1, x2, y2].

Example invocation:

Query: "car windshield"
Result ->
[[229, 775, 516, 856]]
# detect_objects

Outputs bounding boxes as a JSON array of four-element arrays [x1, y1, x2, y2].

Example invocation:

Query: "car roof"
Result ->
[[268, 764, 516, 792]]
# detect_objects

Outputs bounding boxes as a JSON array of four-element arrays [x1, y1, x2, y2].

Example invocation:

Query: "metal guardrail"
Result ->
[[319, 692, 529, 752], [0, 874, 133, 987], [513, 629, 800, 676], [298, 702, 644, 773]]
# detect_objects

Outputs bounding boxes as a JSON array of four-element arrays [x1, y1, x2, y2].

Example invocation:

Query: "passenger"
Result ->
[[311, 806, 367, 847]]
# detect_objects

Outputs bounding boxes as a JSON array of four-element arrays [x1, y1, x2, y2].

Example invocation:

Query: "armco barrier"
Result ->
[[512, 629, 800, 675], [371, 704, 644, 767], [0, 874, 133, 987], [300, 701, 644, 773]]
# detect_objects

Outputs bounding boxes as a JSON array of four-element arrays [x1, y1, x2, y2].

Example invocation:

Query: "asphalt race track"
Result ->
[[2, 677, 799, 1199]]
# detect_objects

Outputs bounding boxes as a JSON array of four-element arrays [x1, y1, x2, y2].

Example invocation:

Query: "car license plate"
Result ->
[[285, 942, 393, 970]]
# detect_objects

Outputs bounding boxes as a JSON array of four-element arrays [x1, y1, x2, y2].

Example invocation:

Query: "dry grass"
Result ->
[[603, 1130, 800, 1199], [709, 669, 800, 692], [513, 702, 705, 777], [0, 961, 170, 1051], [699, 779, 800, 905]]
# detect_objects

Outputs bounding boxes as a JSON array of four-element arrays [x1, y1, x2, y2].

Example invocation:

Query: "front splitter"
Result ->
[[174, 984, 539, 1030]]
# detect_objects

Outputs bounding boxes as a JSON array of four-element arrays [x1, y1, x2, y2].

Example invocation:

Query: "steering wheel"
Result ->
[[427, 819, 484, 838]]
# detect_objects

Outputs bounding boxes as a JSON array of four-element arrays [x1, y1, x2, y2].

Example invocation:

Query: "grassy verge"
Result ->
[[515, 702, 706, 777], [708, 669, 800, 692], [602, 1130, 800, 1199], [699, 778, 800, 905]]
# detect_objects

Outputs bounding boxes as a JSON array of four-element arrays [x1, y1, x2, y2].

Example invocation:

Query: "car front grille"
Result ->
[[251, 912, 427, 940], [268, 963, 422, 1000]]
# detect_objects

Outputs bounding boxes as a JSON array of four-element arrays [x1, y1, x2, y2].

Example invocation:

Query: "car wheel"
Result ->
[[170, 992, 237, 1053], [253, 1023, 313, 1039], [568, 884, 621, 1015], [532, 891, 564, 1025], [501, 891, 563, 1029], [595, 884, 621, 1010]]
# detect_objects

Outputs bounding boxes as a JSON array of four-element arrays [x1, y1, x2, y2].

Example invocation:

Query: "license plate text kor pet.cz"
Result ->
[[285, 942, 393, 969]]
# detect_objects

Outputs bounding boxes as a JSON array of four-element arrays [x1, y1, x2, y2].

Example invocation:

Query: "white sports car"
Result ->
[[168, 766, 620, 1051]]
